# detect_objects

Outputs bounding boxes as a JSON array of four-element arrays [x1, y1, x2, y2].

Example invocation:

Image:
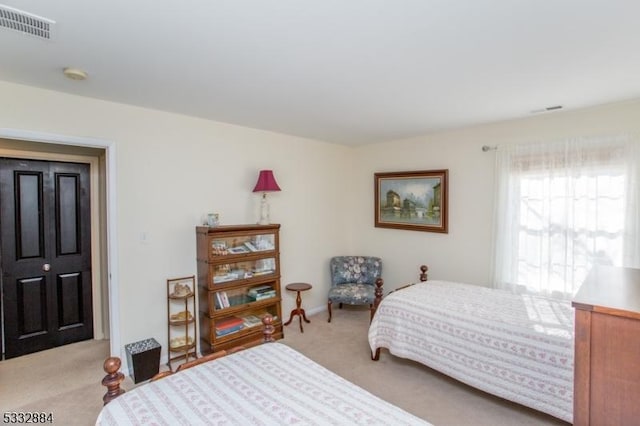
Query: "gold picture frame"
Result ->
[[374, 169, 448, 233]]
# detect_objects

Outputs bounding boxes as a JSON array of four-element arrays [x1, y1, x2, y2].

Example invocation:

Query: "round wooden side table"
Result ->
[[284, 282, 312, 333]]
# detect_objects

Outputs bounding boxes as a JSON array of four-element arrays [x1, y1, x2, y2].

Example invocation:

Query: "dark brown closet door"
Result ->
[[0, 158, 92, 359]]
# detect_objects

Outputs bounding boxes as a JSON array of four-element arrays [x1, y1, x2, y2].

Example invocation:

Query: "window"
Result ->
[[492, 136, 640, 298]]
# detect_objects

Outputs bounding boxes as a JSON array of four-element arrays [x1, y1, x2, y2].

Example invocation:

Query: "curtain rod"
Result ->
[[482, 145, 498, 152]]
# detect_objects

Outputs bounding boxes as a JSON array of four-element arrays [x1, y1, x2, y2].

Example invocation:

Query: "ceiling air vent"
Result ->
[[530, 105, 564, 114], [0, 4, 55, 40]]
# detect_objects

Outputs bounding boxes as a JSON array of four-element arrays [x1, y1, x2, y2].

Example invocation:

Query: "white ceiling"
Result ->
[[1, 1, 639, 146]]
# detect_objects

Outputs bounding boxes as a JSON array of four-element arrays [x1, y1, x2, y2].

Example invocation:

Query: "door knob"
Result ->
[[43, 263, 51, 272]]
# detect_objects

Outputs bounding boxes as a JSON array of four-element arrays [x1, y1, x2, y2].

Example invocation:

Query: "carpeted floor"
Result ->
[[0, 307, 570, 425], [0, 338, 111, 426]]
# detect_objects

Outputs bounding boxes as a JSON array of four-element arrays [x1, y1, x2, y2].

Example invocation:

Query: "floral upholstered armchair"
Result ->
[[327, 256, 382, 323]]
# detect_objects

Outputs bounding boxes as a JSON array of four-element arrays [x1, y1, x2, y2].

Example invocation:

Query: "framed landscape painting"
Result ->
[[374, 169, 448, 233]]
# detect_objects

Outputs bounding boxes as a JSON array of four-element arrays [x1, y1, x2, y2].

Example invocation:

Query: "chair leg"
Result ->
[[339, 302, 343, 309], [327, 301, 332, 323]]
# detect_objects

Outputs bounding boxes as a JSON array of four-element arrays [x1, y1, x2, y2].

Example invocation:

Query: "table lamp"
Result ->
[[253, 170, 281, 224]]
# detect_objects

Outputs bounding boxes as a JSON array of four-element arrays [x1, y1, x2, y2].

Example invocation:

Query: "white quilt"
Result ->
[[96, 342, 431, 426], [368, 280, 574, 423]]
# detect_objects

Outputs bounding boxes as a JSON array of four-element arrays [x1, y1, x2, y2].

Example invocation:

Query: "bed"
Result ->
[[97, 317, 431, 426], [368, 266, 574, 423]]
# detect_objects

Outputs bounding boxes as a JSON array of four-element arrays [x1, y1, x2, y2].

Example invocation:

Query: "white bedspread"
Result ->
[[96, 342, 430, 426], [368, 280, 574, 423]]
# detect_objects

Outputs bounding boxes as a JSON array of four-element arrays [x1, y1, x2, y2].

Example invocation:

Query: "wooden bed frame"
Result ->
[[101, 314, 276, 405], [367, 265, 575, 423], [370, 265, 428, 361]]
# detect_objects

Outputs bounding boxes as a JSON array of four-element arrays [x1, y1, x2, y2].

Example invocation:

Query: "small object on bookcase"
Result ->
[[207, 213, 220, 227]]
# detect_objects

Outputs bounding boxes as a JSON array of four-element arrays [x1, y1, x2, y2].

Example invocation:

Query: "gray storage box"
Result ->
[[125, 338, 161, 383]]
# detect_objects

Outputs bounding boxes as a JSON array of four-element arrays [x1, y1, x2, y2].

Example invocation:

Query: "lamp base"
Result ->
[[258, 193, 270, 225]]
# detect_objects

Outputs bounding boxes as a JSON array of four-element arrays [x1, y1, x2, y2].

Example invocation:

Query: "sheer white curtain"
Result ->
[[491, 135, 640, 298]]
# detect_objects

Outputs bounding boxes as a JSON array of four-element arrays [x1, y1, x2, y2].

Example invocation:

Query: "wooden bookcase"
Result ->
[[196, 224, 283, 354]]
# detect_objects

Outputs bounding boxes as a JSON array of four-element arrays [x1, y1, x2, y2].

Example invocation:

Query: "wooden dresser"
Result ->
[[572, 266, 640, 426]]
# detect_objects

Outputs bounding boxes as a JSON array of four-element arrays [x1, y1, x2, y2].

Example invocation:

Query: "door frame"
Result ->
[[0, 128, 120, 357]]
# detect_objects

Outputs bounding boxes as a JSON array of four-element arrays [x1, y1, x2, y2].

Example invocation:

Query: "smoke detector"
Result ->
[[63, 68, 88, 81], [0, 4, 55, 40]]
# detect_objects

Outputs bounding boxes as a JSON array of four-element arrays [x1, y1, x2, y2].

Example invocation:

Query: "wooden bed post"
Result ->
[[262, 313, 275, 342], [371, 278, 384, 323], [371, 347, 381, 361], [102, 357, 125, 405], [370, 278, 384, 361], [419, 265, 428, 282]]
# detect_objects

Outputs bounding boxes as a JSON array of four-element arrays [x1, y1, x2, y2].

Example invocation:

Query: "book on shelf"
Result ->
[[240, 315, 263, 328], [216, 316, 244, 330], [250, 284, 272, 291], [220, 291, 230, 308], [248, 285, 273, 296], [249, 291, 276, 301], [244, 241, 258, 252], [227, 246, 250, 254], [249, 289, 272, 294], [214, 273, 239, 283], [215, 292, 224, 309], [251, 310, 279, 322], [228, 293, 251, 305], [215, 324, 243, 336]]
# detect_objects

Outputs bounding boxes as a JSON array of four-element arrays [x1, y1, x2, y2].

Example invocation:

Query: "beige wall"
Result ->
[[2, 79, 639, 362], [351, 99, 640, 290], [0, 80, 351, 360]]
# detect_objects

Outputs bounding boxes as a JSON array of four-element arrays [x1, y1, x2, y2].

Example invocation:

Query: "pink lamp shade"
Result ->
[[252, 170, 281, 193]]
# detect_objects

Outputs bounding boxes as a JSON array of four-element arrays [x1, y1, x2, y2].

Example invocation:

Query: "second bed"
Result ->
[[368, 269, 574, 423]]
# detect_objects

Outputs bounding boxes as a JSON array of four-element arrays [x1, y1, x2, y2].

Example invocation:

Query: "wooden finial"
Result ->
[[262, 314, 275, 342], [101, 356, 125, 405], [374, 278, 384, 304], [419, 265, 429, 282], [371, 278, 384, 323]]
